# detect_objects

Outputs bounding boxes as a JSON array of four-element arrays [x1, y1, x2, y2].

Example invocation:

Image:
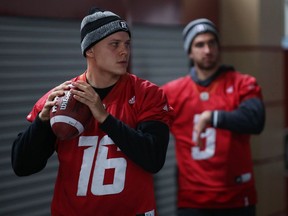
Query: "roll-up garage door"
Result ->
[[131, 24, 188, 216], [0, 16, 85, 216]]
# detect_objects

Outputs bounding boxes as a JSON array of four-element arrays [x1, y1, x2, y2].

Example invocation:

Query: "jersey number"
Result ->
[[77, 135, 127, 196], [192, 114, 216, 160]]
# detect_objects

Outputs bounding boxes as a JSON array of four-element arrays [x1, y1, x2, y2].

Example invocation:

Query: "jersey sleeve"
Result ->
[[136, 80, 174, 127], [26, 75, 83, 123], [26, 90, 52, 122], [161, 83, 175, 106], [238, 74, 263, 102], [213, 72, 265, 134]]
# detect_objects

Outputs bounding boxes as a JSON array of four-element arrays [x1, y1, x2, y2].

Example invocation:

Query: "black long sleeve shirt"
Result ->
[[12, 86, 170, 176]]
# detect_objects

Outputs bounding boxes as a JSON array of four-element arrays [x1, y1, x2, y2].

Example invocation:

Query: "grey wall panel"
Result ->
[[131, 25, 189, 216], [0, 16, 85, 216], [131, 25, 188, 86]]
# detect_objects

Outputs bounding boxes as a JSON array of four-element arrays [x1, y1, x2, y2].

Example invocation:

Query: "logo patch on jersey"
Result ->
[[145, 210, 155, 216], [200, 92, 209, 101], [248, 84, 256, 90], [136, 209, 155, 216], [235, 172, 251, 184], [129, 96, 135, 104], [27, 113, 32, 119], [163, 104, 169, 111], [226, 86, 234, 94]]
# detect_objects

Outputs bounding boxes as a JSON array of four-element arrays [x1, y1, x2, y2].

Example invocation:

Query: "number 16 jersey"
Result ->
[[27, 72, 173, 216]]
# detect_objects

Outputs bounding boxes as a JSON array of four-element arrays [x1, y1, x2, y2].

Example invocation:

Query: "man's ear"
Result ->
[[85, 48, 94, 57]]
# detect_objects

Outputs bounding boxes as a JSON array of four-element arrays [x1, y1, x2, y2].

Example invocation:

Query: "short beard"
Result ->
[[197, 59, 218, 71]]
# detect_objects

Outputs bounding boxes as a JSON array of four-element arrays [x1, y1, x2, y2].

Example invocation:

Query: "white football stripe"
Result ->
[[50, 115, 84, 134]]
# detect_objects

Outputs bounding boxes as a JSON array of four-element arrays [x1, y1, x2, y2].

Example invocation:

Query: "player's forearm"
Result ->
[[11, 115, 56, 176], [100, 114, 169, 173], [212, 98, 265, 134]]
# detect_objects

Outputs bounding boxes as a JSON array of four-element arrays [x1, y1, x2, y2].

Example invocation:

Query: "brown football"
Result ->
[[50, 89, 92, 140]]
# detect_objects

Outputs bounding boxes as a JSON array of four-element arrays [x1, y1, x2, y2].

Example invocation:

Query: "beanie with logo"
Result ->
[[183, 18, 219, 54], [80, 7, 131, 57]]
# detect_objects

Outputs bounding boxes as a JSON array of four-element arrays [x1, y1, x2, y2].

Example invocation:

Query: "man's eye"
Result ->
[[209, 41, 217, 46], [195, 43, 204, 48]]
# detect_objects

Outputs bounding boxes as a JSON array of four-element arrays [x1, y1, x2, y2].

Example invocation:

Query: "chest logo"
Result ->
[[200, 92, 209, 101], [163, 104, 169, 111], [226, 86, 234, 94], [129, 96, 135, 104]]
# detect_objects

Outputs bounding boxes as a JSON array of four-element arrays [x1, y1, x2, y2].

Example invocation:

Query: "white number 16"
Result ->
[[77, 135, 127, 196]]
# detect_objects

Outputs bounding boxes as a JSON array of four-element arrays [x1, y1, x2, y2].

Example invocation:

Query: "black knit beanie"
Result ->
[[183, 18, 219, 54], [80, 7, 131, 57]]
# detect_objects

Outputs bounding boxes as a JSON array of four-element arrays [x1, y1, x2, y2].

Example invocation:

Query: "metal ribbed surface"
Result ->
[[131, 25, 188, 216], [131, 24, 188, 86], [0, 16, 85, 216]]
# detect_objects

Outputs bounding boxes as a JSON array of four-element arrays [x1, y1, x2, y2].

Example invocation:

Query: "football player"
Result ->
[[162, 18, 265, 216], [12, 8, 174, 216]]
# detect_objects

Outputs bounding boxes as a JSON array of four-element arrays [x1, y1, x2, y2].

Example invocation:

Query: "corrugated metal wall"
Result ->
[[131, 25, 188, 216], [0, 17, 188, 216], [131, 25, 188, 86], [0, 16, 85, 216]]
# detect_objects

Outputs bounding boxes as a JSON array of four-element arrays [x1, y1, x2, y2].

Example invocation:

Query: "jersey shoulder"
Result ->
[[221, 70, 263, 100], [161, 75, 192, 102], [162, 75, 191, 90], [128, 73, 159, 90], [27, 74, 83, 122], [126, 73, 164, 99], [125, 73, 174, 124], [223, 70, 258, 85]]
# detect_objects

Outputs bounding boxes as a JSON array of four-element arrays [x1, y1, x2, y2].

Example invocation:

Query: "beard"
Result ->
[[196, 57, 219, 71]]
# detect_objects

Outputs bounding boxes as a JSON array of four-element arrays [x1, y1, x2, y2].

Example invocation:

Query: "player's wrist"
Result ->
[[38, 111, 50, 122], [98, 112, 109, 124], [202, 111, 212, 124]]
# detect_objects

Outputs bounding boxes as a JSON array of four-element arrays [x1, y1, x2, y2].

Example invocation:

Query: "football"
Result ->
[[50, 89, 92, 140]]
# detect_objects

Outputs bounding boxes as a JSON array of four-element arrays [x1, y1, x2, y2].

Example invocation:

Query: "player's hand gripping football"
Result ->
[[70, 80, 109, 123], [193, 110, 212, 147], [39, 81, 72, 121]]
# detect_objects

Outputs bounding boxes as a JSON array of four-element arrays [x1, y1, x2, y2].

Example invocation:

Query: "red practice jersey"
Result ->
[[27, 72, 173, 216], [162, 70, 262, 209]]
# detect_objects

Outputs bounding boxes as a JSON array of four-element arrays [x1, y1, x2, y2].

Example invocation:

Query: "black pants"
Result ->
[[177, 206, 256, 216]]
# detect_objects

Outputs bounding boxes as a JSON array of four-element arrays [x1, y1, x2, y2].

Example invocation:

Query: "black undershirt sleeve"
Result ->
[[12, 114, 170, 175], [11, 115, 56, 176], [12, 86, 170, 175], [100, 114, 170, 173], [213, 98, 265, 134]]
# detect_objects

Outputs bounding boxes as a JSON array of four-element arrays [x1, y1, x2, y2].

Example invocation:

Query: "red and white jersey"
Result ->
[[162, 70, 262, 209], [27, 72, 173, 216]]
